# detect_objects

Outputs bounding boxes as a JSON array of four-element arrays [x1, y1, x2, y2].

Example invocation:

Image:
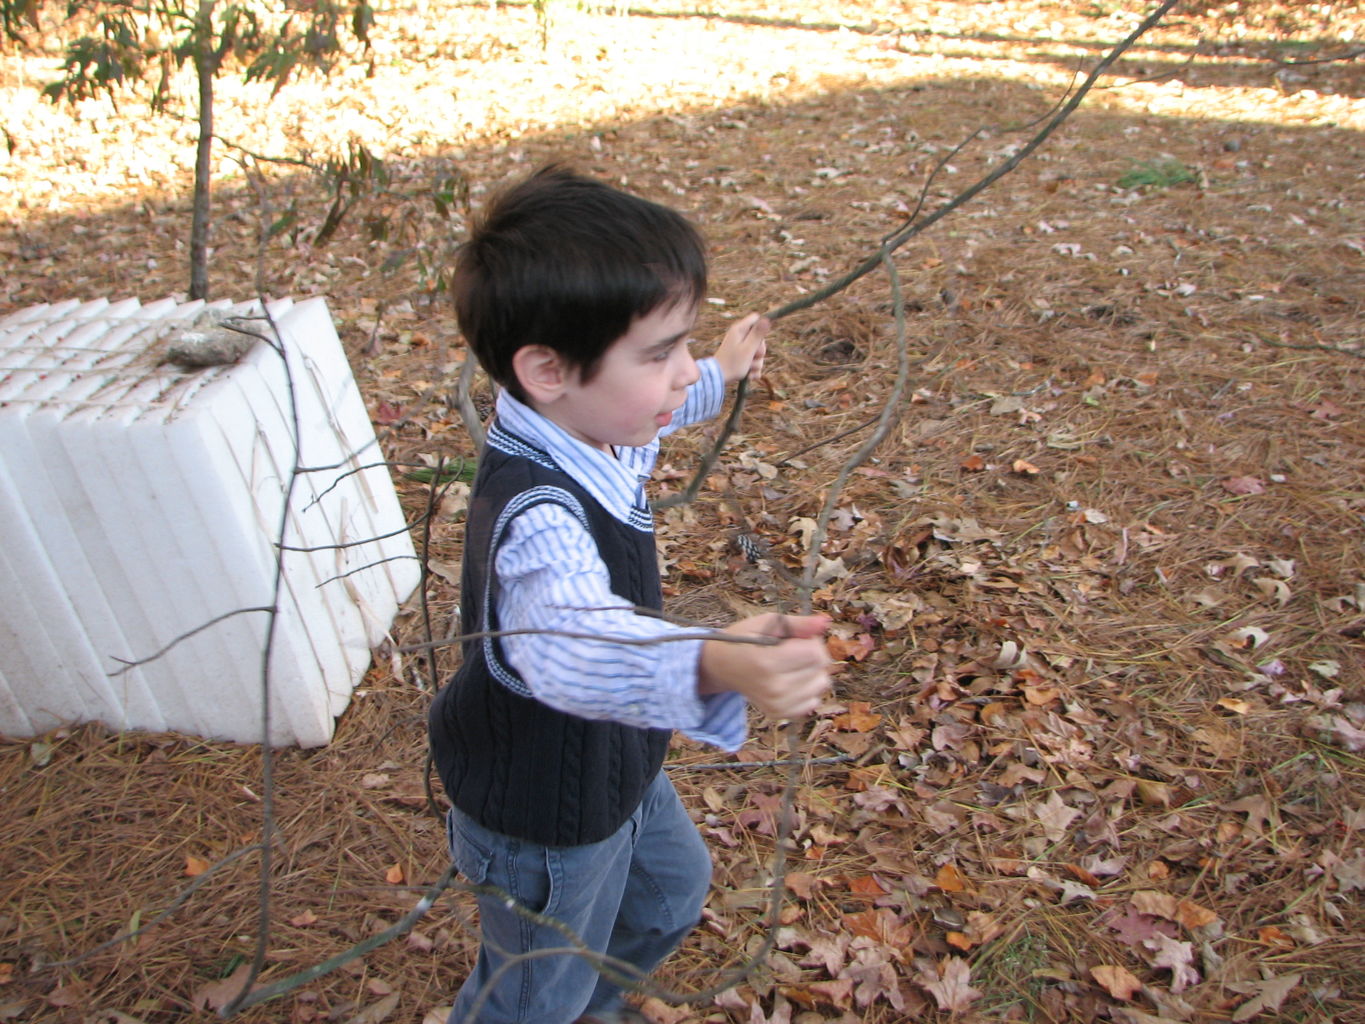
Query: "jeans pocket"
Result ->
[[447, 808, 494, 886]]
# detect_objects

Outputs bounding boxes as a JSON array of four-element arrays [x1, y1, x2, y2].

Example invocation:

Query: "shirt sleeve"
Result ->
[[492, 500, 747, 750], [661, 356, 725, 436]]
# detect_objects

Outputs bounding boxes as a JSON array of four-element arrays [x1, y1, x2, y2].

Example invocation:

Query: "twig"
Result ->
[[769, 0, 1182, 323], [777, 411, 882, 466], [1274, 46, 1365, 67], [302, 458, 463, 512], [667, 754, 854, 771], [107, 606, 276, 675], [228, 862, 460, 1011], [314, 553, 423, 589], [416, 456, 446, 692], [667, 0, 1181, 508], [651, 374, 752, 511], [798, 250, 911, 598], [164, 109, 315, 168], [39, 844, 264, 971], [1253, 334, 1365, 360], [221, 316, 303, 1017], [397, 625, 783, 655], [276, 515, 433, 552]]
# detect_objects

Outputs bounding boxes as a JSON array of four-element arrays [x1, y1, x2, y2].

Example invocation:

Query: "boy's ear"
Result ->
[[511, 345, 571, 405]]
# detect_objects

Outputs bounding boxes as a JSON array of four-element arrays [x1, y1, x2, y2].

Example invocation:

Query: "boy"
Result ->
[[428, 165, 832, 1024]]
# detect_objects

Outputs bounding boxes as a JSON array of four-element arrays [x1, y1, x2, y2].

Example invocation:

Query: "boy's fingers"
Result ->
[[739, 314, 769, 346], [773, 614, 832, 640]]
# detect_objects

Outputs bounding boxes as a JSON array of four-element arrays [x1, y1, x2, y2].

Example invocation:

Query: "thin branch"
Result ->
[[107, 606, 276, 675], [163, 108, 316, 168], [301, 458, 394, 511], [313, 553, 423, 589], [651, 375, 751, 511], [1254, 334, 1365, 359], [219, 187, 304, 1016], [227, 862, 461, 1012], [416, 455, 446, 691], [777, 410, 882, 466], [276, 514, 432, 552], [667, 754, 854, 771], [1274, 46, 1365, 67], [397, 624, 783, 656], [41, 844, 264, 971], [665, 0, 1180, 509], [769, 0, 1182, 322], [798, 250, 911, 598]]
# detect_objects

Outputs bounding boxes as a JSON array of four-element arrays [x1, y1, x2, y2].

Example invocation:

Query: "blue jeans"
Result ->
[[446, 770, 711, 1024]]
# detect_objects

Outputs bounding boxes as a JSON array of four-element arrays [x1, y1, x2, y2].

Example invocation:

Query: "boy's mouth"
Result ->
[[655, 410, 674, 428]]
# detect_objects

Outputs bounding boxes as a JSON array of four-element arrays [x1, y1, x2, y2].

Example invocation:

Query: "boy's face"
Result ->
[[541, 299, 701, 452]]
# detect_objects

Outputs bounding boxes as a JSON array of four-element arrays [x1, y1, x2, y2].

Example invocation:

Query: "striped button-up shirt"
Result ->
[[490, 357, 747, 751]]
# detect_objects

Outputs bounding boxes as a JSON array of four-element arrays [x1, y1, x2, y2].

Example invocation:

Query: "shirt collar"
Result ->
[[493, 390, 659, 524]]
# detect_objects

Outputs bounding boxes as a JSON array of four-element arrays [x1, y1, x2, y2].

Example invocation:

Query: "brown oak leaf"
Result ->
[[1091, 964, 1143, 1000], [918, 956, 982, 1012]]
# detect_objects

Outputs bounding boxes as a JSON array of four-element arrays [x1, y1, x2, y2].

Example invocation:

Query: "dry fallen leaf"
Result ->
[[1174, 898, 1219, 930], [345, 991, 401, 1024], [638, 996, 694, 1024], [1036, 791, 1082, 842], [1134, 779, 1173, 808], [1221, 475, 1266, 495], [826, 633, 876, 663], [184, 855, 210, 878], [945, 930, 973, 951], [192, 963, 253, 1012], [1131, 890, 1179, 921], [1230, 973, 1302, 1021], [404, 933, 431, 961], [934, 862, 968, 893], [1091, 963, 1143, 1000], [918, 956, 982, 1012], [1256, 925, 1294, 948], [1143, 932, 1200, 993]]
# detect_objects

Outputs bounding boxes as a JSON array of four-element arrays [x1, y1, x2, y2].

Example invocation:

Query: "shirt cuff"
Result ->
[[671, 638, 748, 751]]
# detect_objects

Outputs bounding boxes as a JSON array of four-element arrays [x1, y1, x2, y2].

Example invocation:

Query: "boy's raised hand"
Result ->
[[698, 613, 833, 719], [714, 313, 770, 386]]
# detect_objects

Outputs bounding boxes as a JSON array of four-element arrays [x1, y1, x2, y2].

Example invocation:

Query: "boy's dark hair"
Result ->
[[452, 165, 708, 403]]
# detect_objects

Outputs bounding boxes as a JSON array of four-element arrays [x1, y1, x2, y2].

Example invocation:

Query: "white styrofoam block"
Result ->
[[0, 295, 420, 746]]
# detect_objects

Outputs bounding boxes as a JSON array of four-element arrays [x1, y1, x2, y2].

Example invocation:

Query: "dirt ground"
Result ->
[[1, 1, 1363, 1021]]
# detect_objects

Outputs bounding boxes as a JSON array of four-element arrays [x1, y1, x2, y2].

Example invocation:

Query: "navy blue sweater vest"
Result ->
[[428, 426, 671, 847]]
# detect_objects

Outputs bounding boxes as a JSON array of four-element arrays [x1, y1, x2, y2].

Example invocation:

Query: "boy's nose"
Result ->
[[674, 347, 701, 388]]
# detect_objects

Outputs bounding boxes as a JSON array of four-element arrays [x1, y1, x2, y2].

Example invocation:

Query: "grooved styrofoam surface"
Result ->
[[0, 296, 419, 746]]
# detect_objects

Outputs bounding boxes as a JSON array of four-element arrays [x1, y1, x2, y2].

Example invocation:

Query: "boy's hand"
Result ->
[[713, 313, 769, 386], [698, 613, 832, 719]]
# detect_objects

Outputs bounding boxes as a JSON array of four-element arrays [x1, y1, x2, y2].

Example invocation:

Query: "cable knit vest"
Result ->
[[428, 425, 671, 847]]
